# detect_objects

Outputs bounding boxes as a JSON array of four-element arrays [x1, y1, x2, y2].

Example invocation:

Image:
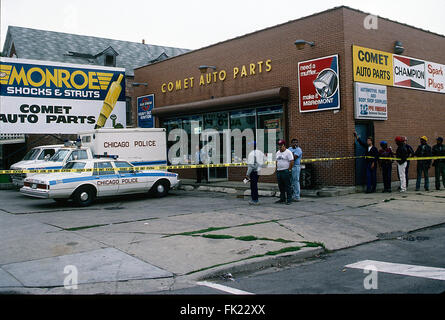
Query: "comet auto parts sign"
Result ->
[[298, 54, 340, 113], [0, 57, 126, 134]]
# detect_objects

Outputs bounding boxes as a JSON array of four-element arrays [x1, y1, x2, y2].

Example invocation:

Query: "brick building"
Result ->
[[132, 6, 445, 187]]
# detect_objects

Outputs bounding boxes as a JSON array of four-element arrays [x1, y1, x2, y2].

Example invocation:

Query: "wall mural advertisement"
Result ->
[[298, 54, 340, 113], [0, 57, 126, 133]]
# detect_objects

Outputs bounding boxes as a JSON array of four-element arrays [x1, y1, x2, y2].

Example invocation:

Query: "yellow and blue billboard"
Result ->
[[0, 57, 126, 133]]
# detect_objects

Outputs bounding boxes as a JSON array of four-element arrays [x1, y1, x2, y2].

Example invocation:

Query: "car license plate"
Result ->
[[31, 183, 37, 189]]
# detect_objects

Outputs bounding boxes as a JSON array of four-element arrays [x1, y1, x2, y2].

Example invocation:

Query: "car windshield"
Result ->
[[63, 162, 86, 170], [114, 161, 134, 173], [22, 148, 41, 160], [49, 149, 70, 162]]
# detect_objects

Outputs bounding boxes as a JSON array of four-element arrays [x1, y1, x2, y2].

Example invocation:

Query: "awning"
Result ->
[[151, 87, 289, 117]]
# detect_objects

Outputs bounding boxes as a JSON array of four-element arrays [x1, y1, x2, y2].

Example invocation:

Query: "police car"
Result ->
[[20, 158, 180, 206]]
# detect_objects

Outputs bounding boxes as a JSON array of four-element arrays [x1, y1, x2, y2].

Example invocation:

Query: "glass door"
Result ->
[[203, 111, 228, 181]]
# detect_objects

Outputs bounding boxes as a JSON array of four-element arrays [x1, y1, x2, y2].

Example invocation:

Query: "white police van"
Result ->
[[20, 158, 180, 206], [10, 144, 64, 186]]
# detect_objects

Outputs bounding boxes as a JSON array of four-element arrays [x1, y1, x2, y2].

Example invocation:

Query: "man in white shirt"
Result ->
[[246, 142, 266, 205], [275, 139, 294, 205]]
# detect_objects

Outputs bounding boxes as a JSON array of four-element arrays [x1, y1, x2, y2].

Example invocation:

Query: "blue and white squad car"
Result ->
[[20, 158, 180, 206]]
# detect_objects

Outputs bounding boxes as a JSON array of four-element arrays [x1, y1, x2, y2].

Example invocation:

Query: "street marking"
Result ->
[[196, 281, 254, 295], [345, 260, 445, 281]]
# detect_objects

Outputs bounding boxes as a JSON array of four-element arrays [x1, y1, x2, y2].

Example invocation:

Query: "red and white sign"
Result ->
[[298, 55, 340, 113], [393, 55, 426, 90], [425, 61, 445, 93]]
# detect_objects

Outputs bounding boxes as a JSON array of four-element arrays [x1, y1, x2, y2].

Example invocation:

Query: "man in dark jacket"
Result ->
[[404, 137, 415, 187], [354, 131, 379, 193], [432, 137, 445, 190], [395, 136, 409, 192], [379, 141, 394, 193], [415, 136, 432, 191]]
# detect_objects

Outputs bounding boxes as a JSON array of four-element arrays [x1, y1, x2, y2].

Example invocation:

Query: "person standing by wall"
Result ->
[[195, 145, 208, 183], [378, 141, 394, 193], [275, 140, 294, 205], [354, 131, 379, 193], [415, 136, 432, 191], [395, 136, 409, 192], [404, 137, 415, 188], [288, 138, 303, 202], [246, 142, 265, 205], [432, 137, 445, 191]]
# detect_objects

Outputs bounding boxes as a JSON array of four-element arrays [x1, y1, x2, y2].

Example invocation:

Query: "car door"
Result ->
[[93, 161, 119, 196], [114, 161, 145, 194]]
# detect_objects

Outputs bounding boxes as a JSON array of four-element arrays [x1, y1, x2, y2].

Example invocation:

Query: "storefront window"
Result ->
[[182, 115, 203, 163], [230, 109, 256, 162], [160, 103, 283, 179], [203, 112, 228, 179], [257, 105, 283, 155], [163, 118, 182, 164]]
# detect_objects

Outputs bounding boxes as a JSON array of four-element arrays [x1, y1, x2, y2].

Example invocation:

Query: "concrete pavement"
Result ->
[[1, 183, 445, 294]]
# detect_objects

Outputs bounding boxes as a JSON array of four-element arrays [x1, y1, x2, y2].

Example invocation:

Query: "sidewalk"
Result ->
[[0, 184, 445, 294]]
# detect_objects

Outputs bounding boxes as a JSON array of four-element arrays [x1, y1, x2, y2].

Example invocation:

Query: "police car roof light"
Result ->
[[94, 154, 119, 159]]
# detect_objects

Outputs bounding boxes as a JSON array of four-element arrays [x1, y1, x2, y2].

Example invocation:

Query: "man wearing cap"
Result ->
[[275, 140, 294, 205], [415, 136, 432, 191], [404, 137, 415, 188], [395, 136, 409, 192], [288, 138, 303, 202], [432, 137, 445, 190], [378, 141, 394, 193]]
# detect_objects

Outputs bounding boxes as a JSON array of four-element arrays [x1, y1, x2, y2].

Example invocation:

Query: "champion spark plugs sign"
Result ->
[[0, 57, 126, 134], [298, 55, 340, 113]]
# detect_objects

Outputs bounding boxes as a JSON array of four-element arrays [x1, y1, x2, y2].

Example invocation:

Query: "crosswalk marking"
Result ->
[[196, 281, 254, 295], [345, 260, 445, 281]]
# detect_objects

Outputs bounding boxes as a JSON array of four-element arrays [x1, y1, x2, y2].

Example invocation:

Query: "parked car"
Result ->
[[20, 158, 180, 206]]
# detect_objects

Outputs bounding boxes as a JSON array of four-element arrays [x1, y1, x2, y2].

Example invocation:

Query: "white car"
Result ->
[[20, 158, 180, 206]]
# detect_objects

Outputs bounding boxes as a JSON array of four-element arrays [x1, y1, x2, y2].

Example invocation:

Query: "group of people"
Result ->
[[195, 132, 445, 204], [246, 138, 302, 205], [354, 132, 445, 193]]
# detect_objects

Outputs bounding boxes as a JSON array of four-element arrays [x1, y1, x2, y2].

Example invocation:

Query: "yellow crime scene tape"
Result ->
[[1, 155, 444, 175]]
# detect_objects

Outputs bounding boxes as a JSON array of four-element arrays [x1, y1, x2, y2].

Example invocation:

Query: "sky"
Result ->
[[1, 0, 445, 51]]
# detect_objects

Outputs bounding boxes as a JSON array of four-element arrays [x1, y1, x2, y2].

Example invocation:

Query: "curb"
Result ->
[[187, 246, 324, 281]]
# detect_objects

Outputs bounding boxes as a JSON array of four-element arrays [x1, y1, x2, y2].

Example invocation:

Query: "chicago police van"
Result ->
[[20, 158, 179, 206], [78, 128, 167, 167]]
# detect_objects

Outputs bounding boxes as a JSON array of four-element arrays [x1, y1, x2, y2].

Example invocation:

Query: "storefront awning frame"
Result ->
[[151, 87, 289, 117]]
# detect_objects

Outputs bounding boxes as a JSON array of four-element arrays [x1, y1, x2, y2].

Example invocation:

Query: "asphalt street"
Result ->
[[1, 185, 445, 299], [165, 224, 445, 294]]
